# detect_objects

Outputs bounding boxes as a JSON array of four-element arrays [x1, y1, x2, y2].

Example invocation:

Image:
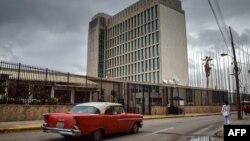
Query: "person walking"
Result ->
[[221, 100, 231, 125]]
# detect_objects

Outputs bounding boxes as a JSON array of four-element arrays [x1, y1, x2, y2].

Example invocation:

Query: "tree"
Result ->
[[202, 56, 213, 89]]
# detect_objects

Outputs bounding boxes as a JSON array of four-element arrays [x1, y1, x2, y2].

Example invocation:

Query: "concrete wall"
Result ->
[[151, 105, 237, 115], [0, 105, 73, 122], [0, 104, 238, 121], [159, 3, 188, 86], [87, 22, 99, 77]]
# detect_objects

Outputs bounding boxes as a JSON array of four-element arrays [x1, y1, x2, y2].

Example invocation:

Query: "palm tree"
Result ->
[[202, 56, 213, 89]]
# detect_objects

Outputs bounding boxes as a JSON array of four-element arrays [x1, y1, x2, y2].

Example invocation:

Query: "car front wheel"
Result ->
[[91, 129, 103, 141], [131, 123, 139, 133]]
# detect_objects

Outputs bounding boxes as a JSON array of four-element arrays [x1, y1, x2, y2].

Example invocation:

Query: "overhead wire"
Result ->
[[208, 0, 230, 49]]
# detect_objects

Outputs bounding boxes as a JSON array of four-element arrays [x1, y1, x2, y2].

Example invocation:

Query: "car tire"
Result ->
[[91, 129, 103, 141], [131, 123, 139, 134]]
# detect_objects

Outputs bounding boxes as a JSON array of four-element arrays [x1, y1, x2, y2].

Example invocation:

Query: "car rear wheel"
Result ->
[[131, 123, 139, 133], [91, 129, 103, 141]]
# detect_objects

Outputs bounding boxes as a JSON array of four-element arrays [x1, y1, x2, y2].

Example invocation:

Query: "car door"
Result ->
[[114, 106, 133, 132], [103, 106, 119, 134]]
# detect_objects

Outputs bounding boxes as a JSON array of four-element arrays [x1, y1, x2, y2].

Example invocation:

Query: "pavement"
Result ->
[[0, 112, 249, 141], [213, 115, 250, 141]]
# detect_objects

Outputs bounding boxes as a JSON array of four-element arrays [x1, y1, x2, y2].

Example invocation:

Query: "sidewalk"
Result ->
[[213, 116, 250, 141], [0, 113, 220, 133]]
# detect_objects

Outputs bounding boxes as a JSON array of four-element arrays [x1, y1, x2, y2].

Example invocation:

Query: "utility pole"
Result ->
[[229, 26, 242, 120]]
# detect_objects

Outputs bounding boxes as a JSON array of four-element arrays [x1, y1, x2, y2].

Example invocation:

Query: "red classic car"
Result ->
[[242, 101, 250, 115], [41, 102, 143, 141]]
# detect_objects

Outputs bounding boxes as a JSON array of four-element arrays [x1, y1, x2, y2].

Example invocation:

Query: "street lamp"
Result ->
[[220, 53, 230, 57], [220, 26, 242, 120]]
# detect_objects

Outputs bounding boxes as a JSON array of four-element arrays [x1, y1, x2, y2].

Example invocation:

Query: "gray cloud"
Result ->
[[0, 0, 136, 74], [0, 0, 249, 75]]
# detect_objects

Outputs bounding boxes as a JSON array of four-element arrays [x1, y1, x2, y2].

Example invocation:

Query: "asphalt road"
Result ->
[[0, 115, 229, 141]]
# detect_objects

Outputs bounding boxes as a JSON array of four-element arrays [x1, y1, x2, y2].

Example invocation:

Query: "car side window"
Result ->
[[113, 106, 125, 114], [104, 106, 113, 115], [104, 106, 125, 115]]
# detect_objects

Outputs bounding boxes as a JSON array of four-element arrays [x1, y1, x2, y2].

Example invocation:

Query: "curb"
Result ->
[[0, 125, 41, 133], [143, 113, 220, 120]]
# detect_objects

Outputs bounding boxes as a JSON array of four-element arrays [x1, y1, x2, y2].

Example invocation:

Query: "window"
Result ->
[[153, 72, 156, 83], [138, 50, 140, 61], [141, 61, 144, 72], [151, 7, 154, 20], [70, 106, 100, 114], [157, 71, 159, 83], [148, 23, 150, 33], [149, 47, 151, 58], [155, 5, 158, 18], [145, 60, 148, 71], [157, 58, 160, 69], [149, 59, 152, 71], [147, 9, 150, 21], [152, 21, 154, 31], [141, 37, 144, 47], [149, 72, 152, 83], [186, 89, 193, 103], [153, 58, 156, 70], [156, 31, 159, 43], [148, 34, 151, 45], [155, 19, 158, 30], [141, 49, 144, 59], [152, 46, 155, 57], [104, 106, 125, 115], [156, 44, 159, 56], [138, 62, 140, 73], [152, 33, 155, 44]]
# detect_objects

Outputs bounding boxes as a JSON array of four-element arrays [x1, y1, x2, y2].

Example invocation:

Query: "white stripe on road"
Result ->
[[150, 127, 174, 135], [206, 119, 219, 122]]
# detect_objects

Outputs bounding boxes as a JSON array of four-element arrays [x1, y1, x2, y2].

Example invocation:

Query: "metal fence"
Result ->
[[0, 60, 92, 105], [1, 60, 246, 108]]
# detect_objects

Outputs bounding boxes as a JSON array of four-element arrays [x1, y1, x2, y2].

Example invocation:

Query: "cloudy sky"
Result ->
[[0, 0, 249, 75]]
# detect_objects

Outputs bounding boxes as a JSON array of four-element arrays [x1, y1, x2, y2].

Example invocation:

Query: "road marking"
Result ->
[[206, 119, 219, 122], [150, 127, 174, 135]]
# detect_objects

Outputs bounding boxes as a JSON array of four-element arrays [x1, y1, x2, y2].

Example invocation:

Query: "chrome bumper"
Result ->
[[41, 124, 81, 136]]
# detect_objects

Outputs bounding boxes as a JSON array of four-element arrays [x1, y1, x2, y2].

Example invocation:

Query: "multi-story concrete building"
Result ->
[[87, 0, 188, 86]]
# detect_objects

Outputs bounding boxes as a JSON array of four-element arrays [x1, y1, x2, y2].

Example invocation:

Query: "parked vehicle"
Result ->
[[242, 101, 250, 115], [41, 102, 143, 141]]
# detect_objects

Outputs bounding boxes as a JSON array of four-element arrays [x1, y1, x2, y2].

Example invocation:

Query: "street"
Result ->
[[0, 115, 229, 141]]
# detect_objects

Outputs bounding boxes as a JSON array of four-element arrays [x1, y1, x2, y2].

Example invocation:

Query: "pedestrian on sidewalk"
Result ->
[[221, 100, 231, 125]]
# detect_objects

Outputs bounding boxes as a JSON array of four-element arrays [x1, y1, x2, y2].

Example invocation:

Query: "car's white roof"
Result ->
[[75, 102, 122, 114]]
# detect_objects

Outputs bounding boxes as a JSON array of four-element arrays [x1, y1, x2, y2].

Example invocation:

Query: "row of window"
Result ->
[[108, 5, 158, 38], [106, 45, 160, 68], [117, 71, 160, 84], [107, 20, 159, 47], [106, 32, 159, 59], [98, 29, 105, 77], [106, 58, 160, 78]]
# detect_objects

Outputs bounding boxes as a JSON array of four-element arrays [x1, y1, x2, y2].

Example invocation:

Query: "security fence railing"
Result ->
[[1, 60, 247, 109], [0, 61, 95, 105]]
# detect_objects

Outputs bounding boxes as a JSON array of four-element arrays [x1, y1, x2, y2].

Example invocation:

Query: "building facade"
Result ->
[[87, 0, 188, 86]]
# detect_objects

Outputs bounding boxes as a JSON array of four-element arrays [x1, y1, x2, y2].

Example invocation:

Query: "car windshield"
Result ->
[[70, 106, 100, 114]]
